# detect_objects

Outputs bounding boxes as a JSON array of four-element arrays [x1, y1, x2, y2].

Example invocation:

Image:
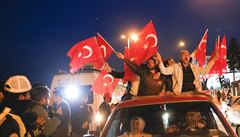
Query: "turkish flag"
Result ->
[[92, 70, 120, 98], [129, 20, 158, 65], [123, 48, 138, 82], [96, 33, 114, 61], [67, 36, 104, 73], [219, 35, 227, 75], [193, 29, 208, 67], [208, 36, 221, 75]]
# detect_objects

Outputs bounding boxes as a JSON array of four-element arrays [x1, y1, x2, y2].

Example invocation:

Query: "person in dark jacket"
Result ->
[[29, 85, 62, 137], [161, 57, 175, 92], [0, 75, 32, 137], [51, 89, 71, 137], [99, 93, 112, 130], [71, 91, 93, 137], [115, 52, 164, 96]]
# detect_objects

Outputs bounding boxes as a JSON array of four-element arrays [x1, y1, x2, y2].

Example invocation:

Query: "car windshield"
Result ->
[[105, 101, 234, 137]]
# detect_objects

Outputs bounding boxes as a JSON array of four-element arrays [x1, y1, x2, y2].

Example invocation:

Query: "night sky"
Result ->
[[1, 0, 240, 85]]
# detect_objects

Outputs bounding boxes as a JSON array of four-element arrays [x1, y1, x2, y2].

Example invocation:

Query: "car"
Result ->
[[225, 96, 240, 126], [99, 94, 237, 137]]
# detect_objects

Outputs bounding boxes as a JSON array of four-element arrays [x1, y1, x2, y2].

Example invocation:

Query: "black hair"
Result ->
[[0, 80, 4, 93], [147, 57, 157, 65], [31, 86, 50, 102]]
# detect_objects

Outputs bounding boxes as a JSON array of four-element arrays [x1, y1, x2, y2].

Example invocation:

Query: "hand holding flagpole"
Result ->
[[115, 51, 125, 60], [156, 52, 163, 64]]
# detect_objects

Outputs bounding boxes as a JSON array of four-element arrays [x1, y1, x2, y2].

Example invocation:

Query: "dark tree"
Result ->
[[227, 38, 240, 81]]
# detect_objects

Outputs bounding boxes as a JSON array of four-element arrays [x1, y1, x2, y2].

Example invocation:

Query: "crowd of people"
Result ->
[[0, 75, 93, 137], [104, 49, 218, 100], [0, 49, 219, 137]]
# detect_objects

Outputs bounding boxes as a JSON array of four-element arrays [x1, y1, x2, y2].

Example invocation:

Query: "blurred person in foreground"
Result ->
[[51, 89, 71, 137], [0, 75, 32, 137], [71, 91, 93, 137], [30, 85, 62, 136], [99, 93, 112, 130]]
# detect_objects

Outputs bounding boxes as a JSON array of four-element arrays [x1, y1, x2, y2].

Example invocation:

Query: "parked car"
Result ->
[[99, 95, 237, 137], [225, 96, 240, 126]]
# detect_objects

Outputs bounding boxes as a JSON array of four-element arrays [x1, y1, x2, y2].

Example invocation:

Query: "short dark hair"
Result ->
[[147, 57, 156, 65], [31, 86, 50, 102]]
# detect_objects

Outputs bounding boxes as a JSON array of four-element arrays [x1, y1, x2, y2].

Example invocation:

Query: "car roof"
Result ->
[[116, 94, 212, 109]]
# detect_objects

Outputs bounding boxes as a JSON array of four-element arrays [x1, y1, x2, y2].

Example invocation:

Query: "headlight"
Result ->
[[64, 85, 79, 100], [162, 112, 169, 128], [95, 110, 102, 124]]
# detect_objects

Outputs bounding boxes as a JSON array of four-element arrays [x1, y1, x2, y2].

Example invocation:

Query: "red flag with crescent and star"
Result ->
[[208, 35, 221, 75], [219, 35, 227, 75], [92, 70, 120, 98], [192, 29, 208, 67], [96, 33, 114, 61], [123, 48, 138, 82], [129, 20, 158, 65], [67, 36, 104, 73]]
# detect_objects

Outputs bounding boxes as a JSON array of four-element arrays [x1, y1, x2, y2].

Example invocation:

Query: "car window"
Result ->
[[105, 102, 233, 137]]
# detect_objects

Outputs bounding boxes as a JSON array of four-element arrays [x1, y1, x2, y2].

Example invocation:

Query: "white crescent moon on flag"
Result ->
[[146, 34, 158, 48], [100, 45, 107, 57], [198, 39, 207, 50], [78, 45, 93, 58], [103, 74, 114, 86], [221, 44, 226, 49]]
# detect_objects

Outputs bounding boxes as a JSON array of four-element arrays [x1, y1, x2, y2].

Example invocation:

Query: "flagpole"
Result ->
[[97, 32, 116, 52], [127, 38, 130, 49]]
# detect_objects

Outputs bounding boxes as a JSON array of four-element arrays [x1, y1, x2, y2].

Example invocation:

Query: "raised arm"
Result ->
[[156, 52, 174, 75], [103, 62, 125, 78], [199, 52, 218, 74], [115, 52, 144, 75]]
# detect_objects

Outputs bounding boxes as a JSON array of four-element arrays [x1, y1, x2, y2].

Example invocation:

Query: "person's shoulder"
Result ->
[[61, 100, 70, 107], [189, 63, 200, 70], [143, 132, 153, 137], [1, 115, 19, 133], [174, 63, 181, 67]]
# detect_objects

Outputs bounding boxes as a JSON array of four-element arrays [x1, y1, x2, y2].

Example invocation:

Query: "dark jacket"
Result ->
[[160, 74, 173, 92], [71, 104, 93, 137], [51, 100, 71, 137], [0, 108, 22, 137], [25, 102, 61, 136], [124, 58, 163, 96], [99, 101, 111, 130]]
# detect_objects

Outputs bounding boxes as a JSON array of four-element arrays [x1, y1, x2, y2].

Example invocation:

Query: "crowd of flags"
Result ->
[[191, 29, 227, 76], [67, 20, 227, 98]]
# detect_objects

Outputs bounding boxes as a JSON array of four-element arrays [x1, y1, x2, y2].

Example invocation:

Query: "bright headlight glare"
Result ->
[[64, 85, 79, 100], [95, 111, 102, 123], [163, 112, 169, 120]]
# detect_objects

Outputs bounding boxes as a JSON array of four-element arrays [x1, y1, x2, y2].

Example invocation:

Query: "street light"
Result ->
[[121, 33, 138, 48], [130, 33, 139, 42], [178, 41, 185, 48]]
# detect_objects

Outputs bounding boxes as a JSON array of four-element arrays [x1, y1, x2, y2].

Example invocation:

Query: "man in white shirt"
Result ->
[[156, 50, 217, 95]]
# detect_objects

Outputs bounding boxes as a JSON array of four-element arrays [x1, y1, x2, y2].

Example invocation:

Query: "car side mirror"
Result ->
[[236, 125, 240, 137]]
